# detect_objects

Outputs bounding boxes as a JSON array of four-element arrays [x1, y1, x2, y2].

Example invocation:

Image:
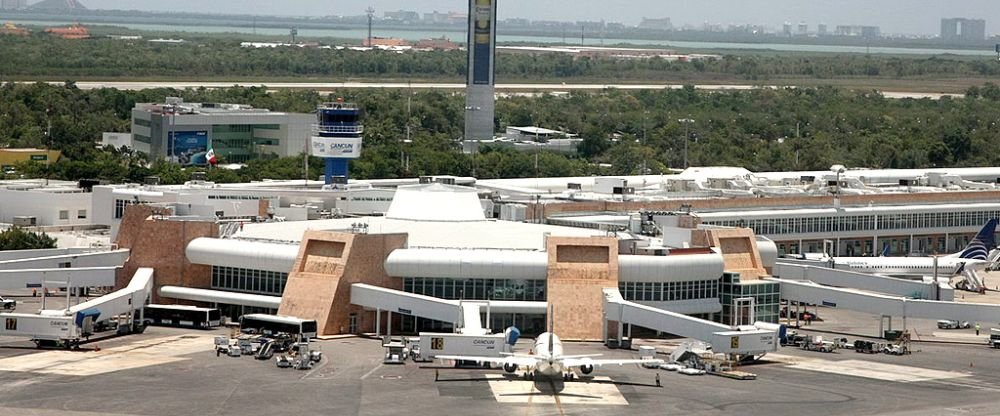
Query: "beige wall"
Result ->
[[278, 231, 407, 336], [693, 228, 767, 280], [114, 204, 217, 303], [545, 236, 619, 341]]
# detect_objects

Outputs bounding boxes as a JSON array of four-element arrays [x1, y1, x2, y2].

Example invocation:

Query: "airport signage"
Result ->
[[311, 137, 363, 159], [471, 0, 495, 85], [397, 307, 412, 315], [822, 301, 837, 307], [30, 155, 47, 161]]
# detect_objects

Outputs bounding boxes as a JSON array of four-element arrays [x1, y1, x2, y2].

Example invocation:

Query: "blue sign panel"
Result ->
[[171, 131, 209, 166], [471, 0, 494, 85]]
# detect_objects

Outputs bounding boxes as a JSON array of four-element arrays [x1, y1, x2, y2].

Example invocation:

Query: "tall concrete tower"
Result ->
[[464, 0, 497, 147]]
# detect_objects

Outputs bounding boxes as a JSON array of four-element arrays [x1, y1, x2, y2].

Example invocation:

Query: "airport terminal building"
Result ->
[[114, 182, 780, 339]]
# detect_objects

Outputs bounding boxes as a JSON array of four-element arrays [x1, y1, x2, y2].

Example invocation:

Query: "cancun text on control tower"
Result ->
[[311, 99, 363, 186]]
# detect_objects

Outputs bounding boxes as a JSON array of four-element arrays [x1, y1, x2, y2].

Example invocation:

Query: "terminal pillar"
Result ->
[[545, 236, 619, 341]]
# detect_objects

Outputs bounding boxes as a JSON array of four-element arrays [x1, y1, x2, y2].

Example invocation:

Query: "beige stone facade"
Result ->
[[114, 205, 217, 304], [278, 231, 407, 336], [545, 236, 619, 341], [692, 228, 767, 280]]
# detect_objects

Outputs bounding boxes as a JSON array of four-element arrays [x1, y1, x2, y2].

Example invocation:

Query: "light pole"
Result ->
[[678, 118, 695, 169]]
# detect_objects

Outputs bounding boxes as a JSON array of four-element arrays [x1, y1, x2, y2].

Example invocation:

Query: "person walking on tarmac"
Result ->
[[976, 323, 981, 336]]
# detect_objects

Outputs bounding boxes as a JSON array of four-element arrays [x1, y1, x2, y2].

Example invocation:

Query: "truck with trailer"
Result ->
[[415, 332, 510, 364]]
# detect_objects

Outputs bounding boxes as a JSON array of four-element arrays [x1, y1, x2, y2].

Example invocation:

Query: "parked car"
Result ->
[[937, 320, 971, 329], [883, 344, 908, 356], [678, 368, 707, 376], [659, 363, 683, 371], [0, 296, 15, 310]]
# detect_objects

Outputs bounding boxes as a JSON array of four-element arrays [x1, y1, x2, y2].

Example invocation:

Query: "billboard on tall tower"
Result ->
[[470, 0, 495, 85]]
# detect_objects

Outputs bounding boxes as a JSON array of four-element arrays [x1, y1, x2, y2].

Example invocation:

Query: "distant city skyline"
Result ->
[[63, 1, 999, 36]]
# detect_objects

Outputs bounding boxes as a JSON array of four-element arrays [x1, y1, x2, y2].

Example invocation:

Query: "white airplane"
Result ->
[[817, 219, 998, 278], [437, 311, 662, 380]]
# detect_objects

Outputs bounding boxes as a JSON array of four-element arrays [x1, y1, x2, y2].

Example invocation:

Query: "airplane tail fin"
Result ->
[[547, 304, 554, 357], [958, 219, 998, 260]]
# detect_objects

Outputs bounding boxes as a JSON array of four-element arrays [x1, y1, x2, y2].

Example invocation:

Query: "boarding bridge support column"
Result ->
[[879, 315, 892, 338], [387, 310, 392, 337], [375, 308, 381, 336]]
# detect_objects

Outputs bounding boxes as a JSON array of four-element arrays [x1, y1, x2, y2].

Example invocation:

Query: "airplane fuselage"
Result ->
[[835, 257, 985, 276], [531, 332, 566, 378]]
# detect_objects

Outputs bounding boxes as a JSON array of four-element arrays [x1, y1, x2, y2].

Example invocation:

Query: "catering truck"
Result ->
[[416, 332, 509, 362]]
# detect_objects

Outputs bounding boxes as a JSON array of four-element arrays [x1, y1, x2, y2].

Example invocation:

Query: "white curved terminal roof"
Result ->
[[618, 253, 724, 283], [386, 248, 726, 282], [186, 238, 298, 273], [386, 249, 548, 279], [385, 183, 486, 222]]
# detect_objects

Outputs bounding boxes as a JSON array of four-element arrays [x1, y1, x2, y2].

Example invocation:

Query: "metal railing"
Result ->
[[313, 124, 364, 135]]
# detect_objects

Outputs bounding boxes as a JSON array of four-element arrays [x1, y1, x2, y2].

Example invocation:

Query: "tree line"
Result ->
[[5, 82, 1000, 185], [3, 35, 1000, 82]]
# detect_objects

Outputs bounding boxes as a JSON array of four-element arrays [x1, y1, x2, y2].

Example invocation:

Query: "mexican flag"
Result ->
[[206, 148, 218, 165]]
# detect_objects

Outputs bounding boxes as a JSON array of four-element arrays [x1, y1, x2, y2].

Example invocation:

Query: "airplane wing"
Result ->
[[435, 355, 538, 367], [563, 357, 664, 368]]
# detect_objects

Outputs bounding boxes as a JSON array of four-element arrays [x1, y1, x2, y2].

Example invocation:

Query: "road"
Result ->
[[34, 81, 962, 99]]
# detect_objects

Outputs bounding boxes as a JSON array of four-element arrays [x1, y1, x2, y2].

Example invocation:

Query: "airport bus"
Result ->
[[142, 304, 222, 329], [239, 314, 318, 339]]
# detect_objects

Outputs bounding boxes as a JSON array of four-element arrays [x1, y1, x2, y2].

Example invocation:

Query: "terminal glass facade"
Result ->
[[402, 277, 546, 302], [211, 266, 288, 296], [401, 277, 546, 334], [703, 209, 1000, 238], [618, 280, 719, 302], [718, 272, 780, 325]]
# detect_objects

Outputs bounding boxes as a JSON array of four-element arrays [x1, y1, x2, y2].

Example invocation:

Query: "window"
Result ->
[[59, 210, 69, 220], [77, 210, 87, 219]]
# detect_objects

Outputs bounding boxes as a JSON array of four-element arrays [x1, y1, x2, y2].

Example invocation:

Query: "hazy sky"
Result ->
[[80, 0, 998, 35]]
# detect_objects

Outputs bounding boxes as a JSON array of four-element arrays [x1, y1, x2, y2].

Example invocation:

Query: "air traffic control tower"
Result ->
[[311, 100, 363, 185], [464, 0, 498, 148]]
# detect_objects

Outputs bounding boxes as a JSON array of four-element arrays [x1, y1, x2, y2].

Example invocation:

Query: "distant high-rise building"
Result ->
[[817, 23, 828, 36], [638, 17, 672, 31], [0, 0, 27, 9], [835, 25, 880, 38], [383, 10, 420, 23], [797, 22, 808, 36], [782, 22, 793, 37], [941, 18, 986, 43], [464, 0, 497, 146]]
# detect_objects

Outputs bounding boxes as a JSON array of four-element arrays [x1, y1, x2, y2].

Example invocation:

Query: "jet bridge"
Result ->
[[0, 249, 130, 271], [0, 268, 153, 347], [602, 289, 778, 356], [350, 283, 546, 336], [0, 267, 119, 290], [775, 278, 1000, 327]]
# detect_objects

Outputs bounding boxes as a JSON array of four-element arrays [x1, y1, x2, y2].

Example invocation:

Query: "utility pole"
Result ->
[[678, 118, 695, 169], [45, 108, 51, 186], [366, 6, 375, 47]]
